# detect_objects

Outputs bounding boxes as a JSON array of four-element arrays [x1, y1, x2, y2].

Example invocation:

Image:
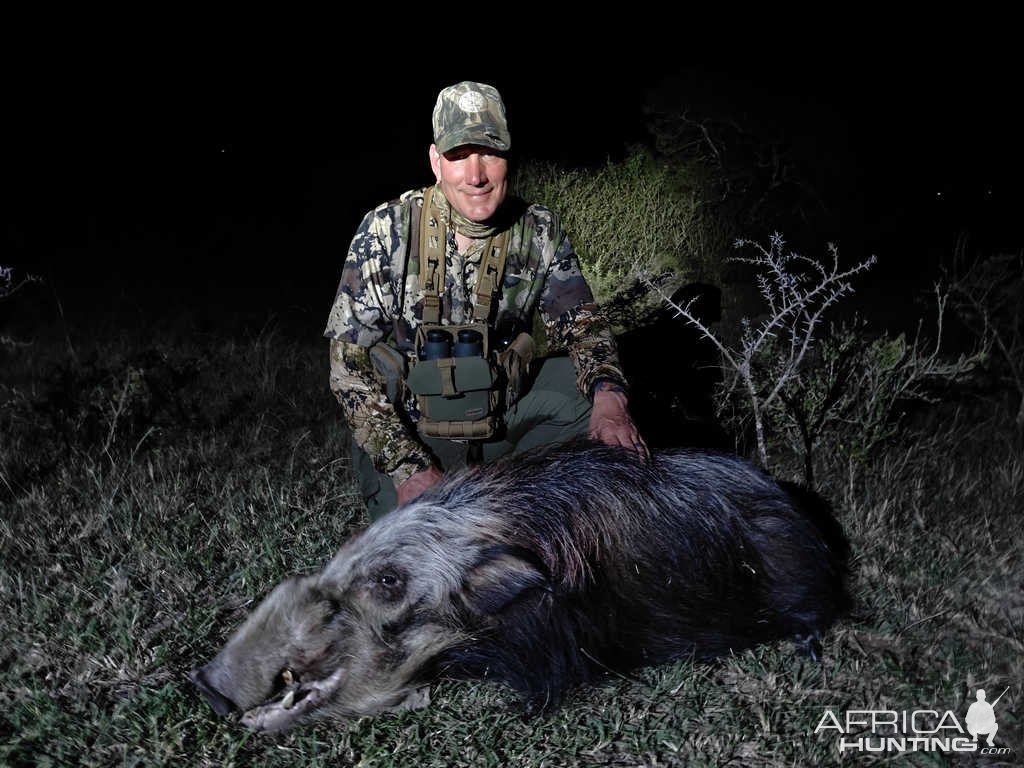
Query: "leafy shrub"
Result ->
[[513, 148, 727, 328]]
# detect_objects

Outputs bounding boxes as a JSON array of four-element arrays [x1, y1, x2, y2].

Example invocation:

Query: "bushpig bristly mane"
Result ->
[[192, 441, 850, 732]]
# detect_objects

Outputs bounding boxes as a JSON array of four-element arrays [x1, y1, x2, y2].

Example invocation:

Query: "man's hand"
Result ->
[[589, 381, 648, 459], [396, 465, 445, 506]]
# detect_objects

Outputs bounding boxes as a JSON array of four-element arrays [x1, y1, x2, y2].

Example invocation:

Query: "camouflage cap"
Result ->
[[432, 81, 511, 155]]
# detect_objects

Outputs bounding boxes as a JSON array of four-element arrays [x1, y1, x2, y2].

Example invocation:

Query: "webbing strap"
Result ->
[[435, 358, 457, 397], [420, 417, 496, 440], [420, 186, 444, 325], [419, 185, 508, 325], [472, 228, 508, 323]]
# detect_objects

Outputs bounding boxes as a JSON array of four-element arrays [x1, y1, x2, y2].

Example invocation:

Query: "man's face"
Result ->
[[429, 144, 509, 224]]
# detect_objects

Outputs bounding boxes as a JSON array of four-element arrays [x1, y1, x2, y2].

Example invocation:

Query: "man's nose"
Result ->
[[464, 154, 486, 185]]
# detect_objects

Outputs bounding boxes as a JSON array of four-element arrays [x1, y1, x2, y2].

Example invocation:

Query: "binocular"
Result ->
[[419, 328, 484, 360]]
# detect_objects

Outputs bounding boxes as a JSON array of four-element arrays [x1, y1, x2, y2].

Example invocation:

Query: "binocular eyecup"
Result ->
[[419, 328, 484, 360]]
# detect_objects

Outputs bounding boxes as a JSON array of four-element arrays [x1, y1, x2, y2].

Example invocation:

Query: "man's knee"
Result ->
[[508, 357, 590, 426], [482, 357, 592, 461]]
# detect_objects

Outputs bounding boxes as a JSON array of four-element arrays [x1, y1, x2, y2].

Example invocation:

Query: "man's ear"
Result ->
[[428, 144, 441, 180], [461, 545, 550, 616]]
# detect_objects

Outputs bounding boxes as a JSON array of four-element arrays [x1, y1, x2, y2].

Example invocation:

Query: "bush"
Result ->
[[759, 313, 983, 490], [647, 235, 984, 488], [513, 148, 727, 328], [946, 242, 1024, 429]]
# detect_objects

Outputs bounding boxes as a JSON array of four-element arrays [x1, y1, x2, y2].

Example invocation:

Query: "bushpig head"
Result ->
[[191, 505, 547, 732]]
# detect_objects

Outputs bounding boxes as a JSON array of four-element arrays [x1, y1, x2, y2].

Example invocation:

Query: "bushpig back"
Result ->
[[423, 443, 850, 709]]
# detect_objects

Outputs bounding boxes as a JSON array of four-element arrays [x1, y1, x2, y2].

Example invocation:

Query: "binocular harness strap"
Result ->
[[472, 228, 509, 323], [419, 185, 509, 325], [420, 186, 445, 326]]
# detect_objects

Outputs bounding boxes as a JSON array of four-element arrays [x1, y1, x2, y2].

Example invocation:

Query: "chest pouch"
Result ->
[[407, 323, 502, 440]]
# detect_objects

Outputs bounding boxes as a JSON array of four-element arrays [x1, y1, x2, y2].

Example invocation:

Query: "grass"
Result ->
[[1, 320, 1021, 766]]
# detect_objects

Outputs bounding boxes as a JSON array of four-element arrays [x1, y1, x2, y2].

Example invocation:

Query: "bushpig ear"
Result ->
[[462, 545, 550, 616]]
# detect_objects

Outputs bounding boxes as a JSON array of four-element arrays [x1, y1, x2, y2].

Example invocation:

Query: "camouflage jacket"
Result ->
[[324, 186, 627, 485]]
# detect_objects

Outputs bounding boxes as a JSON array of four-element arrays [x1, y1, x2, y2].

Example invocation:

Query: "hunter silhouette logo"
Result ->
[[966, 687, 1008, 747], [814, 684, 1014, 755]]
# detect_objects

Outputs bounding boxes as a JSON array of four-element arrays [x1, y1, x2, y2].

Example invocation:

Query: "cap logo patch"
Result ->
[[457, 91, 487, 113]]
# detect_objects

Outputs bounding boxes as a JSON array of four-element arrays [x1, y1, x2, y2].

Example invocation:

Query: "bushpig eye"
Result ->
[[368, 569, 406, 602]]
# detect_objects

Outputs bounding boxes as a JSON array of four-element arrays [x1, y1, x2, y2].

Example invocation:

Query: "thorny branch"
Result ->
[[639, 234, 875, 470]]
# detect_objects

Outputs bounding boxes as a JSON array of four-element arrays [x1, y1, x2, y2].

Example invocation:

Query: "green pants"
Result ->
[[352, 356, 592, 521]]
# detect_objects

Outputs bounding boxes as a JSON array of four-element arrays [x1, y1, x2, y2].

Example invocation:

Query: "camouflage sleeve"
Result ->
[[324, 207, 402, 347], [329, 339, 434, 486], [538, 224, 629, 399], [324, 204, 433, 485]]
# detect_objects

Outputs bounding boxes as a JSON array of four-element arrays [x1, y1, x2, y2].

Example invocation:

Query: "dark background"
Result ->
[[5, 46, 1023, 339]]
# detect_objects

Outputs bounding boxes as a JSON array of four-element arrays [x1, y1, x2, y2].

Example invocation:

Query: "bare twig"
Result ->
[[640, 234, 874, 470], [0, 264, 42, 300]]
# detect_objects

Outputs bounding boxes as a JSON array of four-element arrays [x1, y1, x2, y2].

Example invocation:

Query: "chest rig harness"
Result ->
[[402, 186, 535, 441]]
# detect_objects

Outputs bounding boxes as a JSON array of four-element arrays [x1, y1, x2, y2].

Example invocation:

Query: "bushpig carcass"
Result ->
[[192, 441, 850, 732]]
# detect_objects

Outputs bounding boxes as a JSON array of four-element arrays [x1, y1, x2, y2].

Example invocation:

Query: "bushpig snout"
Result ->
[[190, 666, 238, 717]]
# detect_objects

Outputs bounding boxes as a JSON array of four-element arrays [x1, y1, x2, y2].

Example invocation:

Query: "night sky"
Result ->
[[6, 48, 1022, 338]]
